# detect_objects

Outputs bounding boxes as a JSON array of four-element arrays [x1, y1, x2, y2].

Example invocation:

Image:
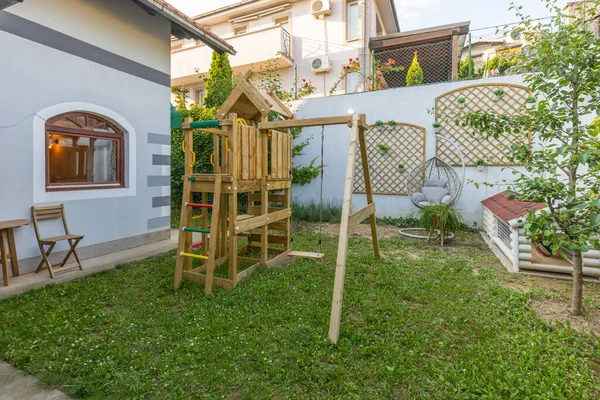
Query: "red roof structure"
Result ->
[[481, 191, 546, 223]]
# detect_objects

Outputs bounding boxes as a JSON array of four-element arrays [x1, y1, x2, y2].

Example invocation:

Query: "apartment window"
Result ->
[[347, 1, 359, 41], [193, 89, 204, 105], [46, 113, 124, 191], [233, 25, 247, 36], [274, 16, 289, 30]]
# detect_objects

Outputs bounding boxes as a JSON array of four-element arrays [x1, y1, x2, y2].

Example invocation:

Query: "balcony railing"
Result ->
[[282, 27, 291, 58], [172, 26, 293, 84]]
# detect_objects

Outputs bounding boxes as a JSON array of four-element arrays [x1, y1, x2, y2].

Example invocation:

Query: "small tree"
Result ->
[[406, 51, 424, 86], [202, 51, 234, 108], [461, 0, 600, 315], [458, 56, 483, 80]]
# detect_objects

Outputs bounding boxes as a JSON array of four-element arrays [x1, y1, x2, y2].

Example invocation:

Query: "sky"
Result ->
[[167, 0, 567, 33]]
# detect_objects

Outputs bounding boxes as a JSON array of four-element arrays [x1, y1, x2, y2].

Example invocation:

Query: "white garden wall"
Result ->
[[290, 75, 528, 226]]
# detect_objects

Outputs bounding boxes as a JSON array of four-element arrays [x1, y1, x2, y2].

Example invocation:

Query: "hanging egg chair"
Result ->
[[406, 157, 463, 208], [406, 134, 465, 209]]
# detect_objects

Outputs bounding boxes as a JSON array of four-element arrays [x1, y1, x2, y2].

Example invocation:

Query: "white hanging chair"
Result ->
[[406, 157, 462, 208], [406, 134, 466, 209]]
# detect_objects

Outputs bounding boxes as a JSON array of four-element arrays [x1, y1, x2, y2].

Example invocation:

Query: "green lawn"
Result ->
[[1, 227, 599, 399]]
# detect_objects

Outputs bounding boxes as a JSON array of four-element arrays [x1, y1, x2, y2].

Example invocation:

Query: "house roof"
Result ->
[[132, 0, 235, 54], [481, 190, 546, 224]]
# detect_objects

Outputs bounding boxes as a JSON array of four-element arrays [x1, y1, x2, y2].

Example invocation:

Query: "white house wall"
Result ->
[[0, 1, 172, 273], [290, 75, 528, 226], [6, 0, 171, 74]]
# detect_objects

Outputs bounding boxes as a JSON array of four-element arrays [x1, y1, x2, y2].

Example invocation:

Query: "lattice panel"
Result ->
[[354, 123, 426, 195], [435, 83, 531, 166]]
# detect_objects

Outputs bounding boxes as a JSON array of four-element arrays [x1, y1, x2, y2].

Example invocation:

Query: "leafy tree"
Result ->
[[406, 51, 424, 86], [485, 55, 518, 76], [460, 0, 600, 315], [202, 51, 234, 108]]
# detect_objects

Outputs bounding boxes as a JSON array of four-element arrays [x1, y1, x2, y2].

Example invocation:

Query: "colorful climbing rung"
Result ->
[[182, 227, 210, 234], [192, 241, 203, 248], [186, 202, 213, 208], [180, 252, 208, 260]]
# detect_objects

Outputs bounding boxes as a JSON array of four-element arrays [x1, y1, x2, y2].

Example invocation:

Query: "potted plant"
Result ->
[[387, 120, 396, 127], [375, 120, 384, 132], [492, 89, 505, 101], [457, 97, 466, 109], [475, 158, 485, 171], [377, 143, 390, 155], [525, 96, 536, 110], [418, 204, 462, 246], [432, 122, 441, 133], [398, 163, 405, 173]]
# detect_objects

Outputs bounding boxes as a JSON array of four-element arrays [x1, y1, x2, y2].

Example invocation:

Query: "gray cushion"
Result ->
[[412, 192, 426, 202], [424, 179, 448, 188], [441, 195, 452, 204], [422, 186, 450, 203]]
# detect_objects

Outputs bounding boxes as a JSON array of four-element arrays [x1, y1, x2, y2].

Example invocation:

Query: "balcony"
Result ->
[[171, 26, 293, 86]]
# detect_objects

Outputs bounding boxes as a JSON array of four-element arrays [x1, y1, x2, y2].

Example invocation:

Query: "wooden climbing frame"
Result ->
[[173, 71, 380, 344]]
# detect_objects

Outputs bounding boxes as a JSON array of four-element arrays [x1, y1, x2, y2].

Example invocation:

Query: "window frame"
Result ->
[[45, 112, 125, 192], [346, 0, 359, 43], [233, 24, 248, 36]]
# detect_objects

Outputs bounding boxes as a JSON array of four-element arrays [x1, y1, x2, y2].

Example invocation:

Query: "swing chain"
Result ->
[[318, 125, 325, 255]]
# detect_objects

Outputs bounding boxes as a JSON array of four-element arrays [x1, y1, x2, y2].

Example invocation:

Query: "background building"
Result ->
[[171, 0, 400, 101]]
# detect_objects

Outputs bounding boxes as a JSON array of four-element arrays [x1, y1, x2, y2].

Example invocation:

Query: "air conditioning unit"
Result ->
[[311, 0, 331, 17], [311, 56, 331, 73]]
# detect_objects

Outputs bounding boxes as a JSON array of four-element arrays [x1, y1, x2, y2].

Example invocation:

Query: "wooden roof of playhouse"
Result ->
[[216, 70, 294, 122], [481, 190, 546, 224]]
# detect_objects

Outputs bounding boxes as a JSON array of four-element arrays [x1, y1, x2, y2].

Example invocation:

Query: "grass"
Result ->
[[1, 227, 599, 399]]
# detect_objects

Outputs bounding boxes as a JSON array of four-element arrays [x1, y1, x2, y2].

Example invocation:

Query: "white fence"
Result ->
[[290, 75, 527, 226]]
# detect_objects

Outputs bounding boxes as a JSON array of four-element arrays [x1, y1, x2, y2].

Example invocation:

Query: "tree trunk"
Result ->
[[571, 250, 583, 315]]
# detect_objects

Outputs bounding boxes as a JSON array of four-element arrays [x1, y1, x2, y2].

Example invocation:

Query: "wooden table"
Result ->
[[0, 219, 30, 286]]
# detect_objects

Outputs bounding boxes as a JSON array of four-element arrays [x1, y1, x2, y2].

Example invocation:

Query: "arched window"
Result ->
[[45, 112, 125, 191]]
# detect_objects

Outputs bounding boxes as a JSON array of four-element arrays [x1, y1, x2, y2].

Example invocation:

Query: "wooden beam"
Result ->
[[328, 114, 360, 344], [236, 261, 262, 283], [182, 271, 234, 290], [265, 249, 293, 268], [358, 127, 380, 260], [451, 33, 459, 81], [258, 115, 364, 130], [348, 203, 376, 232], [204, 174, 223, 295], [235, 208, 292, 233]]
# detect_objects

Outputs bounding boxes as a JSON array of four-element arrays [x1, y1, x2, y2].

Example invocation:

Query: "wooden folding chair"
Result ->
[[31, 204, 84, 278]]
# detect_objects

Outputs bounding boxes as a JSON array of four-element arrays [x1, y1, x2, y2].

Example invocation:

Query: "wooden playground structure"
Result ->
[[174, 71, 380, 343]]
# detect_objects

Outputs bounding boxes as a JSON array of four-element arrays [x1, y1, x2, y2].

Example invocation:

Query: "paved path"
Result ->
[[0, 230, 178, 300], [0, 230, 179, 398], [0, 361, 70, 400]]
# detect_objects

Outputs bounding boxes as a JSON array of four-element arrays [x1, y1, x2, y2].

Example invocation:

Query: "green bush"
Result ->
[[406, 51, 424, 86], [291, 198, 343, 223]]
